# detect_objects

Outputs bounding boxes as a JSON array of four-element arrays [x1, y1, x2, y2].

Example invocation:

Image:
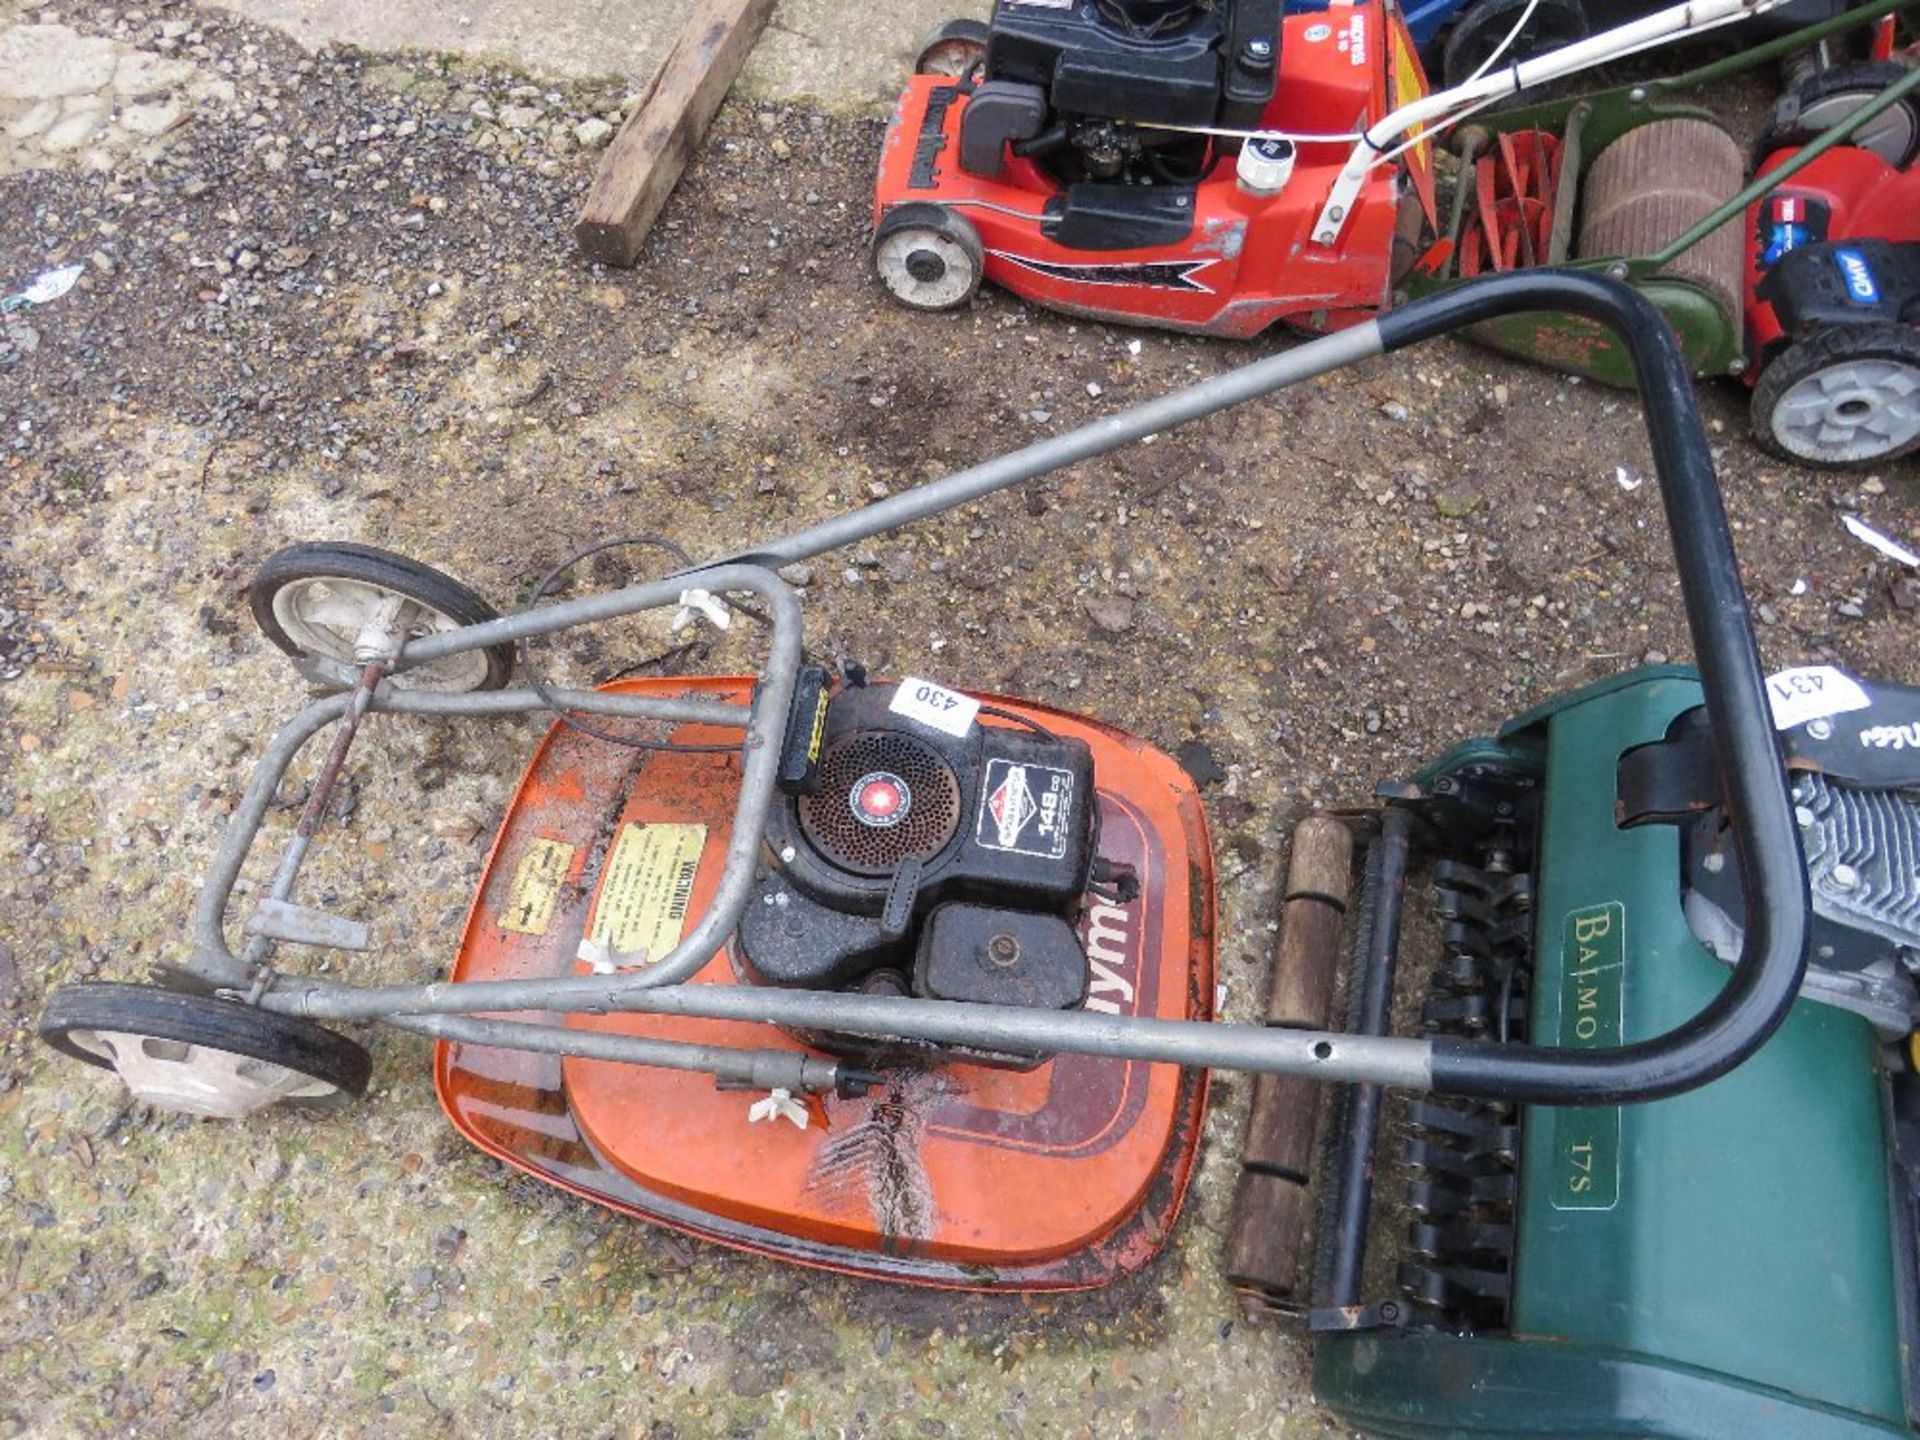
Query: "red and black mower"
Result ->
[[875, 0, 1920, 467], [869, 0, 1791, 338], [1743, 35, 1920, 466]]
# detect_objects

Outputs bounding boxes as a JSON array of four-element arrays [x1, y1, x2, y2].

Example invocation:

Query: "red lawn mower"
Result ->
[[1744, 47, 1920, 466], [869, 0, 1791, 338]]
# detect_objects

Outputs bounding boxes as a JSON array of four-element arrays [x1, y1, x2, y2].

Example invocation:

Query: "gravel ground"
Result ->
[[3, 5, 1918, 1438]]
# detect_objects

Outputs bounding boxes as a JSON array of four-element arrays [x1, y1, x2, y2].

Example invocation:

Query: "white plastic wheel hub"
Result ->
[[918, 37, 984, 78], [66, 1029, 340, 1118], [875, 228, 977, 311], [271, 577, 491, 691], [1772, 358, 1920, 465]]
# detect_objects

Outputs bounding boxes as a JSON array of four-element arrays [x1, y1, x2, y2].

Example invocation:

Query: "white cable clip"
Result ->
[[747, 1088, 810, 1129], [671, 588, 732, 634], [576, 934, 647, 974]]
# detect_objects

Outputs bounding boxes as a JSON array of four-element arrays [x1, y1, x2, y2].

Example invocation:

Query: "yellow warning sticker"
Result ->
[[500, 838, 576, 936], [590, 823, 707, 960]]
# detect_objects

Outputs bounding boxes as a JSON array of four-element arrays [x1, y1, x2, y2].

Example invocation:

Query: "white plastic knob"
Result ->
[[1237, 138, 1296, 197]]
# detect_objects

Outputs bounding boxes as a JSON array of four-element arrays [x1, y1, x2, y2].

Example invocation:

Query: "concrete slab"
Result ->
[[0, 19, 226, 176], [206, 0, 968, 108]]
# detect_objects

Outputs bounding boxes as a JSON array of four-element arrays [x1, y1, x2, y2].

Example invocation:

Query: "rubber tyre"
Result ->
[[914, 18, 990, 80], [1753, 61, 1920, 170], [1751, 324, 1920, 469], [248, 541, 514, 691], [872, 204, 985, 313], [1441, 0, 1589, 92], [39, 982, 373, 1111]]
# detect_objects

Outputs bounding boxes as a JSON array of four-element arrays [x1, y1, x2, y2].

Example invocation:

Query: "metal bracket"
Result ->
[[245, 897, 371, 952], [1306, 1298, 1412, 1334], [291, 652, 361, 691]]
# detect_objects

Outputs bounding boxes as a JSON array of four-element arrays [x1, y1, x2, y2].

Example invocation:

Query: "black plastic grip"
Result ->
[[1379, 272, 1810, 1105]]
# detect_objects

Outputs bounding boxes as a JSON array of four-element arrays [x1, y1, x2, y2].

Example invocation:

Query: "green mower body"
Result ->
[[1315, 669, 1915, 1438]]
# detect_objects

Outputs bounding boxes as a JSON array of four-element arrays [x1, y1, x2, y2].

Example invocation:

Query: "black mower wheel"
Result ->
[[1751, 323, 1920, 469], [39, 983, 373, 1118], [1754, 61, 1920, 170], [248, 541, 514, 692], [872, 204, 985, 313], [1441, 0, 1589, 92], [914, 18, 990, 81]]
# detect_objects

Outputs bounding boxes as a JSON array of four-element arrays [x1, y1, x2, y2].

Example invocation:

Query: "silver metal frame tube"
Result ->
[[266, 976, 1434, 1087], [213, 326, 1424, 1078], [386, 1011, 848, 1091], [191, 565, 799, 991]]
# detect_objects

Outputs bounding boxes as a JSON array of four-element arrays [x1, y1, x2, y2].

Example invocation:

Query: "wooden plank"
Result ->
[[1224, 814, 1356, 1315], [574, 0, 778, 268], [1222, 1170, 1314, 1307], [1239, 1072, 1324, 1178], [1267, 815, 1352, 1027], [1265, 898, 1346, 1029]]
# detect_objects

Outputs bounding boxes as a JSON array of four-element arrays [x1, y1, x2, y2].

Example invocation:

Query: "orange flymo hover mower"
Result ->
[[37, 274, 1816, 1295]]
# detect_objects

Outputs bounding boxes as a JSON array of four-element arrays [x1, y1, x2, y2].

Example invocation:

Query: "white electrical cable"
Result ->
[[1130, 119, 1366, 144], [1124, 0, 1540, 149], [1365, 1, 1773, 170], [1464, 0, 1546, 83]]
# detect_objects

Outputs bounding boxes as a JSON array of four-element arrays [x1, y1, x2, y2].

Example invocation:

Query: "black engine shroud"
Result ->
[[735, 682, 1099, 1027], [986, 0, 1279, 129], [959, 0, 1279, 185]]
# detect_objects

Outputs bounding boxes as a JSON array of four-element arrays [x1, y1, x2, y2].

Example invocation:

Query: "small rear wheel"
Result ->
[[39, 983, 373, 1118], [249, 541, 514, 692], [914, 18, 990, 81], [1754, 61, 1920, 170], [1751, 324, 1920, 469], [873, 204, 985, 313]]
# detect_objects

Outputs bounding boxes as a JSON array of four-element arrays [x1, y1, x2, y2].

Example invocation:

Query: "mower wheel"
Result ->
[[873, 204, 985, 313], [1441, 0, 1588, 92], [913, 18, 989, 81], [1754, 61, 1920, 170], [1751, 323, 1920, 469], [39, 982, 372, 1118], [249, 542, 514, 692]]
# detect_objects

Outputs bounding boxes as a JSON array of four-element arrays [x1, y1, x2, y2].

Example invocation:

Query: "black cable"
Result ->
[[975, 702, 1058, 741], [516, 535, 749, 754]]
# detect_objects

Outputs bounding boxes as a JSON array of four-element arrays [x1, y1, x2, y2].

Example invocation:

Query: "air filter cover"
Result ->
[[798, 730, 964, 876]]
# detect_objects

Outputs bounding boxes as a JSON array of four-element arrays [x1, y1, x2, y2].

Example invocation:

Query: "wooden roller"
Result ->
[[1576, 118, 1745, 326], [1223, 814, 1355, 1313]]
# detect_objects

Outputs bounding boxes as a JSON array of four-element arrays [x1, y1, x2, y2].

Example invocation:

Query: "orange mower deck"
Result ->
[[435, 677, 1215, 1289]]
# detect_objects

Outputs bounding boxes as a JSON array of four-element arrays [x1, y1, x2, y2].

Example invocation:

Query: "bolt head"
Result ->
[[1831, 862, 1860, 890], [985, 933, 1022, 967], [1807, 718, 1833, 740]]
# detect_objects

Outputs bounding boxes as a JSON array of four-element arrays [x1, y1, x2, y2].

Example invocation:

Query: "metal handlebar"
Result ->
[[266, 272, 1809, 1109], [1380, 272, 1810, 1102]]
